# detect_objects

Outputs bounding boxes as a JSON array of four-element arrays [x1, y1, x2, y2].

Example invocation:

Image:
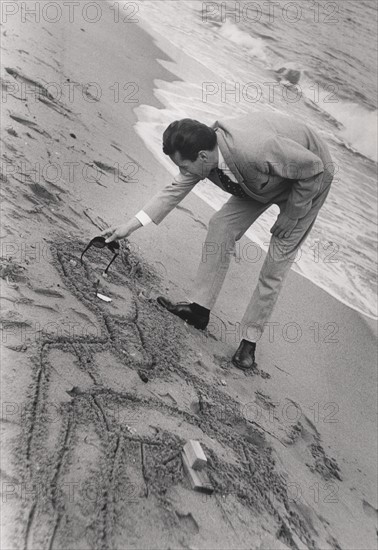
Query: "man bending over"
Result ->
[[102, 111, 333, 370]]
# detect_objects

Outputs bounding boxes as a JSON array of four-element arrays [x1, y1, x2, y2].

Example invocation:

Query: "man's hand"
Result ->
[[270, 212, 298, 239], [100, 218, 142, 243]]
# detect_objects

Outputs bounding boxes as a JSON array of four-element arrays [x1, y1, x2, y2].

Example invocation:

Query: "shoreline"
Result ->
[[1, 4, 377, 549]]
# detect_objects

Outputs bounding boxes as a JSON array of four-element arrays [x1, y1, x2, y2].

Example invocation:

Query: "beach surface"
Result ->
[[1, 4, 377, 549]]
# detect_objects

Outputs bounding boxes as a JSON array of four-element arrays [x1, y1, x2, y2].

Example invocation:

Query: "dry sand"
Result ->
[[1, 3, 377, 550]]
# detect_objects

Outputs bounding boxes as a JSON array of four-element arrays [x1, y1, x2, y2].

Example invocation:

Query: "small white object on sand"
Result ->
[[183, 440, 207, 471], [96, 292, 112, 302], [181, 452, 213, 494]]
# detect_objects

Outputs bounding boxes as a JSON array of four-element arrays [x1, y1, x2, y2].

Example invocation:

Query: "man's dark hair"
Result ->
[[162, 119, 217, 161]]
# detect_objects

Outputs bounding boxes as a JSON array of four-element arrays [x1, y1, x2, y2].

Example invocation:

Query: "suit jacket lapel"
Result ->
[[213, 125, 271, 203]]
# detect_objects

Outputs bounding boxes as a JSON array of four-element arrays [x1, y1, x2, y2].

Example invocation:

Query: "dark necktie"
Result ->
[[214, 167, 248, 198]]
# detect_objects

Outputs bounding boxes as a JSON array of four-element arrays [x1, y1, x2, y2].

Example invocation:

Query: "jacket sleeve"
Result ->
[[263, 136, 325, 219], [141, 170, 201, 225]]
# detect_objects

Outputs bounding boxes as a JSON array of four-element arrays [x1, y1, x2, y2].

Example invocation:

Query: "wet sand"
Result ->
[[1, 4, 377, 550]]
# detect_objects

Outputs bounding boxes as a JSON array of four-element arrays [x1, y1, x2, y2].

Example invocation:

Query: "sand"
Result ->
[[1, 3, 377, 549]]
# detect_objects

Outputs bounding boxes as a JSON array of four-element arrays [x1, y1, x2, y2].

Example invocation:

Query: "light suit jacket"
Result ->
[[142, 112, 334, 224]]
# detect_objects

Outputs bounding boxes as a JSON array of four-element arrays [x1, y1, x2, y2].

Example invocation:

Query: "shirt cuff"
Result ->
[[135, 210, 152, 226]]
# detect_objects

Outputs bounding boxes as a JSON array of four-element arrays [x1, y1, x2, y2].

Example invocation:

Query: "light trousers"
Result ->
[[191, 183, 332, 343]]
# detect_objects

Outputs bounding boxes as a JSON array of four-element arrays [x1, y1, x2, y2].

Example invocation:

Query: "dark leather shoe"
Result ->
[[232, 339, 257, 370], [157, 297, 210, 330]]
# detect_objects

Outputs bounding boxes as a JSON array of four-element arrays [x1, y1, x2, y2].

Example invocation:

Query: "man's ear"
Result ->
[[198, 150, 208, 161]]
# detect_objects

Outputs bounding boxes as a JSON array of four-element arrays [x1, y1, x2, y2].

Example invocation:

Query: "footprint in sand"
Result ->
[[5, 67, 56, 101], [9, 113, 52, 138], [282, 403, 342, 481], [6, 67, 73, 116], [93, 160, 137, 183]]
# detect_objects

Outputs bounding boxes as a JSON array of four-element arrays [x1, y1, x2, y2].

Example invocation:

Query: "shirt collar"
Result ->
[[217, 145, 226, 170], [217, 145, 237, 181]]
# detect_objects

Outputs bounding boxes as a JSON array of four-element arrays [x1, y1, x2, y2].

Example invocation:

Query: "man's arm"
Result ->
[[102, 216, 142, 243], [141, 171, 201, 224], [135, 210, 153, 226], [102, 171, 200, 243]]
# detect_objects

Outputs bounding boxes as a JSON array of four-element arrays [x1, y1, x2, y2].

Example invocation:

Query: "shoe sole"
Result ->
[[184, 318, 208, 331], [231, 358, 257, 371]]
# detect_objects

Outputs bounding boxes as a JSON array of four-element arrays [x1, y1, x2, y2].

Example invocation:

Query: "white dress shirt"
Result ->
[[135, 145, 236, 226]]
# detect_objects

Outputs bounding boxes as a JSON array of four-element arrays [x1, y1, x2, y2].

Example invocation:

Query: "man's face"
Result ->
[[170, 149, 218, 179]]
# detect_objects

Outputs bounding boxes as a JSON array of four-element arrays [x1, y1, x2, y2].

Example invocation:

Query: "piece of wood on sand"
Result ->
[[181, 452, 213, 494], [183, 439, 207, 471]]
